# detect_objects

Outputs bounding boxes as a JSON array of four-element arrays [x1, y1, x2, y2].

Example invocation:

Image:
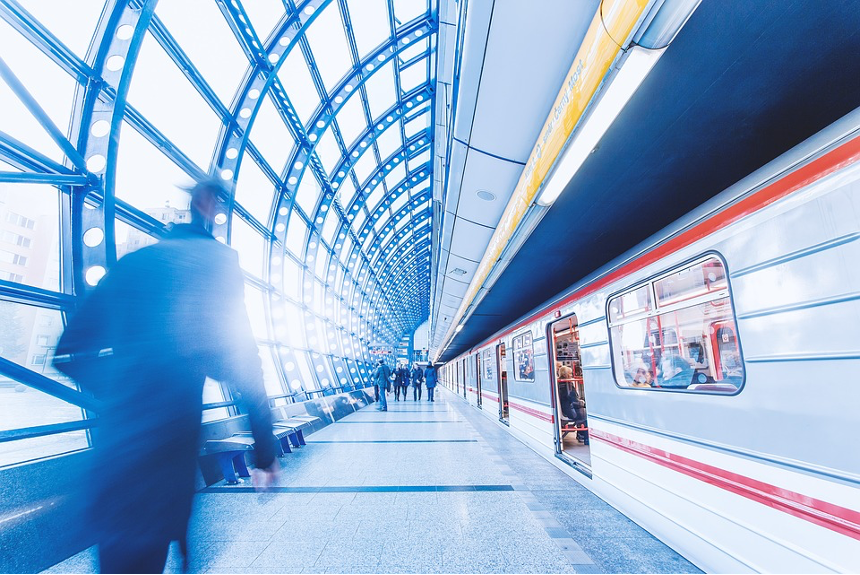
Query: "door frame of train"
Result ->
[[461, 355, 469, 403], [475, 352, 482, 409], [546, 313, 592, 477], [496, 342, 509, 425]]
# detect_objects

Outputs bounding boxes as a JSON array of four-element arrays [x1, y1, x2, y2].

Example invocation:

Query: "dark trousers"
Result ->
[[413, 385, 422, 401], [394, 385, 401, 400], [427, 387, 435, 401], [374, 384, 379, 401], [100, 536, 170, 574]]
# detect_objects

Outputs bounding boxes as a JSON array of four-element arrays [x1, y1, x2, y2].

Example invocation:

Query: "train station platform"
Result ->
[[43, 388, 700, 574]]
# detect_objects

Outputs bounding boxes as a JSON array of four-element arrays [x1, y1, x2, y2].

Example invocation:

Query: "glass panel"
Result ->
[[339, 236, 353, 264], [512, 331, 535, 382], [283, 301, 305, 348], [404, 110, 429, 138], [352, 207, 366, 231], [608, 284, 653, 324], [336, 177, 356, 206], [347, 0, 391, 57], [230, 216, 266, 276], [409, 148, 431, 170], [115, 121, 193, 212], [285, 214, 307, 257], [294, 350, 319, 391], [249, 93, 296, 174], [295, 172, 321, 215], [0, 183, 60, 292], [282, 256, 301, 300], [611, 298, 743, 393], [654, 257, 728, 308], [305, 2, 353, 93], [316, 128, 342, 176], [390, 191, 407, 212], [314, 248, 328, 280], [0, 18, 77, 163], [365, 62, 396, 120], [352, 149, 376, 183], [398, 38, 428, 64], [336, 94, 367, 148], [115, 218, 160, 261], [322, 213, 339, 245], [399, 59, 427, 93], [366, 185, 385, 212], [385, 162, 407, 190], [235, 157, 276, 224], [17, 0, 104, 58], [0, 429, 88, 468], [242, 0, 285, 42], [376, 122, 402, 160], [156, 0, 249, 106], [201, 377, 229, 422], [127, 32, 222, 168], [258, 345, 284, 397], [393, 0, 428, 26], [0, 303, 66, 383], [278, 48, 320, 126], [244, 283, 268, 340]]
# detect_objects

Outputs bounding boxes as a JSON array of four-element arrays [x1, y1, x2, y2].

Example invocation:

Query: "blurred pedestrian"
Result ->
[[424, 364, 438, 402], [54, 180, 278, 573], [372, 358, 391, 411], [411, 363, 424, 401]]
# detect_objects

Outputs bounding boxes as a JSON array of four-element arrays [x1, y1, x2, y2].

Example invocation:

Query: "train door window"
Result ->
[[608, 255, 744, 393], [549, 316, 590, 466], [512, 331, 535, 382], [497, 343, 509, 424]]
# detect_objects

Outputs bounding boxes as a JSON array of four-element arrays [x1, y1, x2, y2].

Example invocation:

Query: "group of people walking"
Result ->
[[371, 359, 437, 411]]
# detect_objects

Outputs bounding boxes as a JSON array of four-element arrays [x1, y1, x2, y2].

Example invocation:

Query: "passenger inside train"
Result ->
[[609, 256, 744, 393]]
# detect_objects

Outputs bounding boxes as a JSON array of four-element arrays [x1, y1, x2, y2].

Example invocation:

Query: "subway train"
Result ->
[[439, 107, 860, 573]]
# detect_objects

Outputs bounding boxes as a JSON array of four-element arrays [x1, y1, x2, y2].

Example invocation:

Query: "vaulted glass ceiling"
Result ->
[[0, 0, 436, 445]]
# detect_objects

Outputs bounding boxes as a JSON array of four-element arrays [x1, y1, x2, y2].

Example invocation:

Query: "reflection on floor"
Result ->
[[43, 387, 699, 574]]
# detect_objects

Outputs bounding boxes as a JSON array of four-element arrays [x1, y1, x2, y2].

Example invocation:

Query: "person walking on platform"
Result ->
[[372, 358, 391, 411], [53, 180, 278, 574], [411, 363, 424, 401], [393, 362, 410, 401], [424, 364, 438, 402]]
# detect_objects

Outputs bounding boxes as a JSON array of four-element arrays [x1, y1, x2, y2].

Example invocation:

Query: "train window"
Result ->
[[608, 255, 744, 393], [512, 331, 535, 382], [482, 348, 495, 383]]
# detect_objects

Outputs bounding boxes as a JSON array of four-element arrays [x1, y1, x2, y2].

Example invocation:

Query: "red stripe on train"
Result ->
[[471, 134, 860, 353], [509, 401, 554, 423], [590, 429, 860, 541]]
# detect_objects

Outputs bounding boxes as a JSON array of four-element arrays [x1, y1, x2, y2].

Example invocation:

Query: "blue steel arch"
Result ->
[[0, 0, 438, 456]]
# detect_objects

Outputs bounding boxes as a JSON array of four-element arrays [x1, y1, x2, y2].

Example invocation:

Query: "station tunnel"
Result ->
[[1, 0, 859, 573]]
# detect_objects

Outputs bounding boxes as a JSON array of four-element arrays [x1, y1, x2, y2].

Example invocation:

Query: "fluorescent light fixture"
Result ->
[[455, 324, 464, 333], [537, 46, 665, 206]]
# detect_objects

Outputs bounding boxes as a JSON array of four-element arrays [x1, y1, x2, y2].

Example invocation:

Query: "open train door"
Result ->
[[497, 342, 509, 425], [548, 315, 590, 471]]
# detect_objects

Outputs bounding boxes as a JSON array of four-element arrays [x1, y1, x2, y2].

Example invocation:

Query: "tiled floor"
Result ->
[[43, 388, 701, 574]]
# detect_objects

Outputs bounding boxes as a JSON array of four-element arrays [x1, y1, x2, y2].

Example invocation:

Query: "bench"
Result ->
[[201, 426, 302, 485], [200, 435, 256, 484]]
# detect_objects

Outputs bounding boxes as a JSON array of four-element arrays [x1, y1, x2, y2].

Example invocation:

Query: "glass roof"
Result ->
[[0, 0, 437, 420]]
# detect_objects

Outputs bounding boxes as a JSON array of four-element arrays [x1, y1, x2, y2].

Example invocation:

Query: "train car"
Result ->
[[439, 107, 860, 573]]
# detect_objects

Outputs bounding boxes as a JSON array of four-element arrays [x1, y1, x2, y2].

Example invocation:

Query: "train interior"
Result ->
[[609, 257, 744, 393], [498, 343, 509, 424], [550, 316, 590, 466]]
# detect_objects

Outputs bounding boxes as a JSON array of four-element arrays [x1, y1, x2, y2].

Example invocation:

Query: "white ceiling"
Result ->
[[430, 0, 600, 354]]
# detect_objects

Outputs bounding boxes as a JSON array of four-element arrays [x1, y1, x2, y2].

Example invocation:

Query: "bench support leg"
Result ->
[[217, 453, 239, 484], [233, 453, 251, 478], [280, 437, 293, 454], [296, 430, 306, 446]]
